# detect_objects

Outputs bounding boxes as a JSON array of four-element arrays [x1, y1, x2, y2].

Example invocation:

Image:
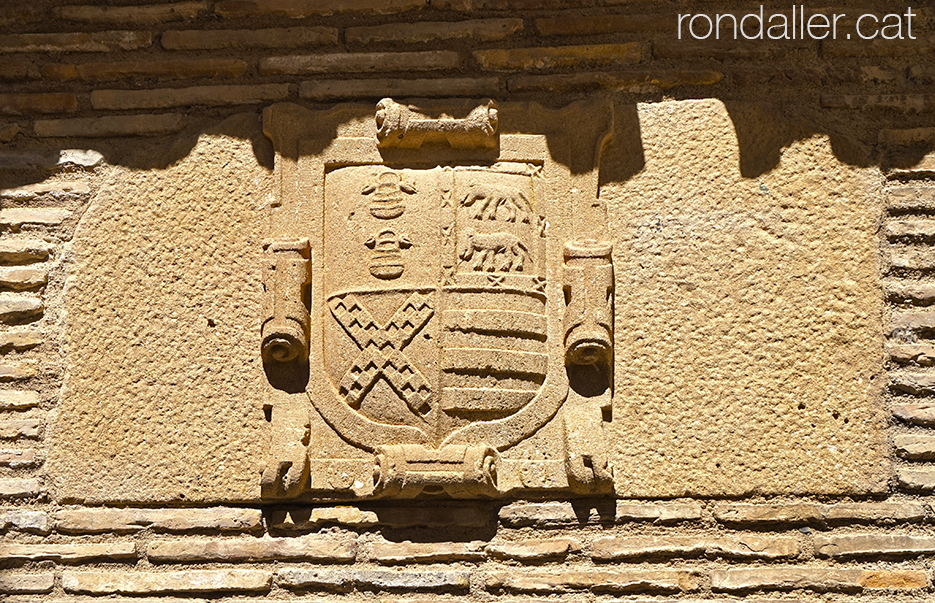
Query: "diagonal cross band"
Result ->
[[329, 292, 434, 413]]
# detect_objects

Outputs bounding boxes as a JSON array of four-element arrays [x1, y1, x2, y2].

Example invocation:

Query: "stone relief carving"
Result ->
[[261, 98, 615, 499]]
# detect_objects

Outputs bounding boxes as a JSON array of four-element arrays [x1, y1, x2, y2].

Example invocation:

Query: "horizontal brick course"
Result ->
[[0, 448, 39, 467], [371, 540, 485, 564], [1, 509, 49, 533], [475, 43, 641, 70], [0, 31, 152, 53], [712, 568, 927, 592], [898, 467, 935, 491], [890, 372, 935, 395], [894, 434, 935, 459], [592, 536, 798, 561], [509, 69, 722, 92], [0, 573, 54, 594], [147, 535, 356, 562], [63, 569, 272, 594], [0, 542, 135, 562], [163, 27, 337, 50], [348, 19, 523, 45], [55, 2, 208, 24], [0, 361, 38, 380], [487, 569, 701, 594], [215, 0, 425, 17], [714, 503, 821, 525], [1, 181, 89, 200], [91, 84, 293, 110], [41, 59, 247, 82], [269, 506, 378, 529], [0, 478, 39, 498], [887, 187, 935, 211], [0, 390, 40, 409], [35, 114, 185, 138], [54, 507, 263, 533], [0, 94, 78, 116], [893, 403, 935, 426], [278, 568, 470, 591], [0, 266, 45, 289], [299, 77, 499, 100], [536, 13, 671, 36], [816, 533, 935, 557], [888, 343, 935, 365], [0, 418, 41, 439], [885, 219, 935, 239], [880, 128, 935, 145], [486, 537, 578, 561], [0, 296, 43, 321], [0, 208, 71, 228], [655, 40, 802, 60], [261, 51, 460, 75], [820, 502, 927, 523], [821, 94, 932, 112]]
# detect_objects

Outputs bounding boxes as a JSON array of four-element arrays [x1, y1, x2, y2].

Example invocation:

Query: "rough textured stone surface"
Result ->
[[54, 507, 263, 533], [147, 536, 356, 562], [0, 573, 54, 594], [62, 570, 272, 594], [0, 478, 39, 498], [50, 116, 271, 503], [162, 27, 337, 50], [2, 509, 50, 533], [0, 418, 41, 439], [487, 569, 701, 593], [607, 100, 887, 497], [0, 543, 135, 562], [371, 540, 485, 563], [0, 239, 52, 264]]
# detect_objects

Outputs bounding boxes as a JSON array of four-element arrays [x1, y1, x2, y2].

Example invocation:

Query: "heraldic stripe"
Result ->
[[442, 309, 546, 339], [441, 348, 548, 375], [440, 387, 537, 413]]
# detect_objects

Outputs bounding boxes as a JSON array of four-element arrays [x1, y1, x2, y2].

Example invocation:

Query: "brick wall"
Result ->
[[3, 1, 935, 601]]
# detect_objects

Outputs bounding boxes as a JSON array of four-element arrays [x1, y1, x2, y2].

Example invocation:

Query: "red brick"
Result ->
[[537, 13, 671, 36], [475, 43, 641, 70], [654, 40, 806, 60], [299, 77, 499, 100], [348, 19, 523, 45], [0, 62, 39, 82], [0, 31, 152, 53], [261, 51, 458, 75], [0, 94, 77, 116], [825, 36, 935, 57], [163, 27, 337, 50], [91, 84, 292, 110], [54, 2, 208, 24], [215, 0, 424, 18], [41, 59, 247, 81]]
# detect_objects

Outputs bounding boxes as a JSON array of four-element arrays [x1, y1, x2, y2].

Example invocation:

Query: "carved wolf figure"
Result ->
[[457, 228, 530, 272]]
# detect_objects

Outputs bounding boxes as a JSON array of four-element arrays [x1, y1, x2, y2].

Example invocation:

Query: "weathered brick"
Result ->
[[35, 114, 185, 138], [163, 27, 337, 50], [889, 343, 935, 365], [509, 70, 722, 92], [888, 249, 935, 270], [92, 85, 292, 110], [819, 502, 927, 523], [0, 123, 20, 143], [0, 239, 52, 264], [888, 187, 935, 211], [147, 535, 356, 562], [714, 503, 822, 526], [0, 6, 43, 28], [893, 403, 935, 426], [821, 95, 932, 112], [0, 266, 45, 289], [2, 509, 49, 533], [0, 208, 71, 228], [0, 478, 39, 498], [63, 569, 272, 594], [890, 372, 935, 395], [0, 390, 40, 409], [880, 128, 935, 145], [816, 533, 935, 557], [348, 19, 523, 45], [277, 568, 350, 589], [1, 543, 135, 562], [1, 181, 89, 200], [0, 94, 77, 116], [486, 537, 578, 561], [476, 43, 640, 70], [499, 501, 578, 527], [487, 569, 701, 594], [0, 418, 41, 439], [0, 31, 152, 53], [537, 13, 670, 36], [54, 507, 263, 533], [909, 64, 935, 84], [898, 467, 935, 491], [0, 573, 53, 594], [890, 155, 935, 177], [890, 310, 935, 333], [592, 536, 798, 560], [280, 568, 469, 591], [376, 505, 493, 528], [270, 506, 378, 529], [0, 448, 39, 467], [215, 0, 425, 18], [41, 59, 247, 81], [895, 434, 935, 460], [0, 296, 43, 322], [0, 361, 38, 380], [372, 540, 485, 564], [0, 149, 101, 171], [55, 2, 208, 24], [300, 77, 499, 100], [616, 502, 703, 523], [655, 40, 798, 60], [825, 37, 935, 57], [58, 149, 105, 167], [0, 62, 39, 81], [712, 568, 927, 592], [886, 220, 935, 239], [261, 51, 459, 75]]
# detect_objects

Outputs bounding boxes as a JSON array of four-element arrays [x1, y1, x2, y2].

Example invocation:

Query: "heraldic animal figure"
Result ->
[[458, 228, 530, 272]]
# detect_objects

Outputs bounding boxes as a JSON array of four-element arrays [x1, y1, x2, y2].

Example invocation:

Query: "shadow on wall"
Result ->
[[1, 91, 934, 191]]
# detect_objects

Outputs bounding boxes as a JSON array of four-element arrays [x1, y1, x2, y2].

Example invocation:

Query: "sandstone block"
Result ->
[[0, 361, 38, 381], [895, 435, 935, 460], [41, 59, 247, 81], [487, 569, 700, 594], [499, 501, 578, 527], [712, 568, 927, 592], [888, 344, 935, 365], [0, 390, 40, 409], [0, 418, 41, 439], [615, 502, 703, 523], [0, 208, 71, 228], [475, 43, 640, 70], [54, 507, 263, 533], [215, 0, 425, 17], [816, 534, 935, 557], [713, 503, 822, 525], [819, 502, 926, 523], [299, 77, 499, 100], [163, 27, 337, 50], [821, 94, 931, 112], [270, 506, 378, 529], [0, 573, 53, 594], [0, 31, 152, 53], [91, 85, 292, 110], [509, 70, 722, 92], [261, 51, 459, 75], [898, 467, 935, 491], [0, 239, 52, 264], [55, 2, 208, 24], [35, 115, 185, 138], [0, 448, 39, 467], [147, 535, 356, 562], [371, 540, 485, 564], [880, 128, 935, 145], [486, 537, 578, 561], [536, 13, 670, 36], [347, 19, 523, 45], [0, 297, 43, 322], [0, 542, 135, 562], [0, 478, 39, 498], [2, 509, 49, 533], [0, 94, 78, 116], [0, 266, 47, 289], [63, 569, 272, 594]]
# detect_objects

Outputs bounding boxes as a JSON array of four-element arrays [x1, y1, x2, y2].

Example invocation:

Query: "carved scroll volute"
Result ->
[[375, 98, 498, 149], [261, 239, 311, 364]]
